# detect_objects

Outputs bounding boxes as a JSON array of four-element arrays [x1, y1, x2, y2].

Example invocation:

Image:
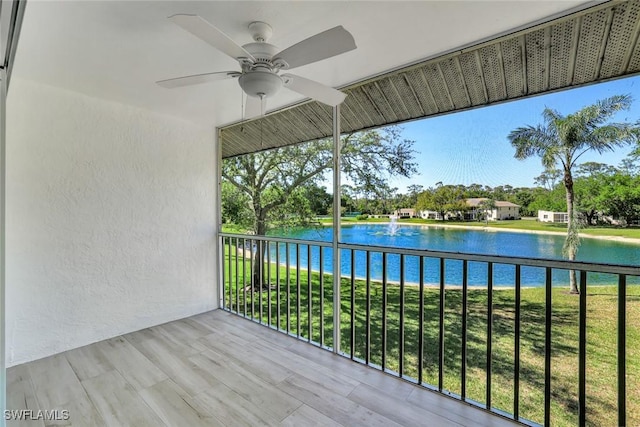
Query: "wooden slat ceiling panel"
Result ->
[[221, 0, 640, 158]]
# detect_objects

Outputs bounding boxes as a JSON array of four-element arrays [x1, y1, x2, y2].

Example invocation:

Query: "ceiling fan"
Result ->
[[157, 15, 357, 118]]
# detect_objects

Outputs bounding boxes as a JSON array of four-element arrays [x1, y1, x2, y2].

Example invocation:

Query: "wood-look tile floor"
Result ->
[[7, 310, 521, 427]]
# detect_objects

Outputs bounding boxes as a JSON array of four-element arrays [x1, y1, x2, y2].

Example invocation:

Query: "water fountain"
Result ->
[[387, 215, 399, 236]]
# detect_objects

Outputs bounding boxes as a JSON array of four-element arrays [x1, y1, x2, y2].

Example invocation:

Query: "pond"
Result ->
[[267, 224, 640, 287]]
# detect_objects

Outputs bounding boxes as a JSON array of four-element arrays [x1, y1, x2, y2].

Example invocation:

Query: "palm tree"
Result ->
[[508, 95, 639, 294]]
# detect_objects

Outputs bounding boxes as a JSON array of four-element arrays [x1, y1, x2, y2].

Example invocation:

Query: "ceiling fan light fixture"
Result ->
[[238, 70, 283, 98]]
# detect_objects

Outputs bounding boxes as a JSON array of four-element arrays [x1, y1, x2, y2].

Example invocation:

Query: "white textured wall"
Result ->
[[5, 79, 217, 366]]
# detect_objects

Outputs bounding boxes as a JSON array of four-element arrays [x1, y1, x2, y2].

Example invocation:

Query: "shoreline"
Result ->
[[325, 221, 640, 245]]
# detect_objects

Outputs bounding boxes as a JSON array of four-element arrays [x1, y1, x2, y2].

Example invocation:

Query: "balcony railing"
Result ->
[[219, 232, 639, 427]]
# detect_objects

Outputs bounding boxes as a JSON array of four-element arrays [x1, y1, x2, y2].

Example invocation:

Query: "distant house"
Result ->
[[538, 210, 568, 223], [419, 199, 520, 221], [466, 198, 521, 221], [393, 208, 417, 218], [419, 210, 448, 220]]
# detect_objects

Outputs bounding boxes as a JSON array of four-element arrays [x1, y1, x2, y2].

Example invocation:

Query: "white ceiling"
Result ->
[[13, 1, 597, 128]]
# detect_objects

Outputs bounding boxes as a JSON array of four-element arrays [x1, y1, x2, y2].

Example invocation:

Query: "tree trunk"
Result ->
[[564, 170, 579, 294], [251, 211, 267, 290], [585, 210, 595, 226]]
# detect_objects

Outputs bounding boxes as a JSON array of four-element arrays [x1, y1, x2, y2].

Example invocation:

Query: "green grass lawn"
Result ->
[[222, 244, 640, 427]]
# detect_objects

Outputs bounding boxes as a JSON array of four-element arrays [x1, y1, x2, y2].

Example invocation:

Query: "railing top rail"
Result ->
[[220, 232, 333, 248], [339, 242, 640, 276], [219, 232, 640, 276]]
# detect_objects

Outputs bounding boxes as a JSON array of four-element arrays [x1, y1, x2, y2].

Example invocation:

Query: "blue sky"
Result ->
[[388, 74, 640, 192]]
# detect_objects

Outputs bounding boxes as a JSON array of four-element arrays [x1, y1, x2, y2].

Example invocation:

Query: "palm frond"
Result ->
[[508, 125, 556, 160], [578, 94, 632, 129], [542, 148, 559, 170], [587, 123, 640, 151], [542, 107, 563, 125]]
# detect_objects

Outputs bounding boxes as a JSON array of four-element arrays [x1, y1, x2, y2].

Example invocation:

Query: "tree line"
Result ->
[[223, 154, 640, 225]]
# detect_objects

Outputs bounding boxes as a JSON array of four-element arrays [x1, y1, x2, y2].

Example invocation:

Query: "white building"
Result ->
[[465, 197, 520, 221], [419, 199, 520, 221], [420, 210, 448, 220], [393, 208, 417, 218], [538, 210, 569, 223], [466, 198, 521, 221]]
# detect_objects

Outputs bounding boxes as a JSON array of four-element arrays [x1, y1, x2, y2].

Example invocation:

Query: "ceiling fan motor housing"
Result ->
[[239, 26, 283, 99], [242, 42, 279, 66], [239, 70, 283, 98]]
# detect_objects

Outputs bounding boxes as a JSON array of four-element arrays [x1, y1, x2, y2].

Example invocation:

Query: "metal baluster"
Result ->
[[235, 237, 239, 314], [544, 267, 552, 426], [267, 241, 272, 327], [418, 256, 424, 385], [514, 264, 521, 420], [320, 247, 324, 347], [579, 271, 587, 426], [258, 239, 263, 323], [350, 249, 356, 359], [296, 244, 301, 337], [227, 237, 231, 309], [438, 258, 445, 391], [619, 274, 627, 427], [286, 242, 290, 333], [250, 239, 254, 319], [399, 254, 405, 378], [486, 262, 493, 409], [461, 260, 468, 400], [243, 238, 247, 317], [308, 244, 312, 342], [366, 251, 371, 365], [220, 237, 225, 309], [276, 242, 281, 331], [382, 252, 387, 371]]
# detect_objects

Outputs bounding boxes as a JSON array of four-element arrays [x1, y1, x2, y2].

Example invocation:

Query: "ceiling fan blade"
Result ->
[[245, 95, 266, 119], [273, 26, 356, 70], [169, 14, 255, 62], [282, 73, 346, 106], [156, 71, 239, 89]]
